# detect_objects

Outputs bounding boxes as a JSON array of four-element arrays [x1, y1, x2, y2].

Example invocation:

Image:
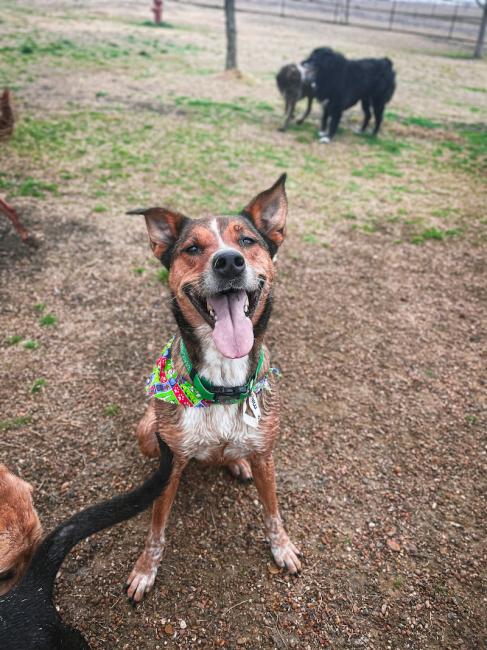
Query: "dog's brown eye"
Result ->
[[184, 244, 201, 255], [240, 237, 255, 247]]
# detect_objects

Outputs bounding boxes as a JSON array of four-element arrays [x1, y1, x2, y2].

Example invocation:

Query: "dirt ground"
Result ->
[[1, 1, 486, 648]]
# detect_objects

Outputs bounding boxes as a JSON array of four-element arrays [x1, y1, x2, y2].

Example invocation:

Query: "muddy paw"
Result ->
[[271, 538, 302, 575], [126, 554, 159, 604], [227, 459, 253, 483]]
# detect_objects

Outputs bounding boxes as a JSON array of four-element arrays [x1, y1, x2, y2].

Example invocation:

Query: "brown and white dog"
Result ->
[[125, 174, 301, 603], [0, 465, 42, 595], [276, 63, 315, 132]]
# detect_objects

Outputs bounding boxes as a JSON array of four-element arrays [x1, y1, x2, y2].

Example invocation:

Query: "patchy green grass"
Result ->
[[0, 4, 484, 261], [0, 34, 193, 67], [18, 177, 58, 198], [5, 334, 22, 346], [173, 95, 276, 124], [156, 268, 169, 284], [104, 403, 121, 416], [461, 126, 487, 165], [431, 208, 455, 219], [0, 415, 31, 432], [351, 161, 402, 179], [358, 134, 409, 155], [39, 313, 58, 327], [362, 222, 378, 234], [31, 377, 47, 393], [34, 303, 46, 313], [411, 227, 461, 245], [302, 232, 319, 244], [386, 111, 442, 130], [441, 50, 474, 60], [0, 174, 58, 198], [23, 339, 40, 350], [433, 125, 487, 172]]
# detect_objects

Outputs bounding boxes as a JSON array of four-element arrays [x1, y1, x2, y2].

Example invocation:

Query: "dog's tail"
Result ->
[[22, 434, 172, 597], [380, 58, 396, 104]]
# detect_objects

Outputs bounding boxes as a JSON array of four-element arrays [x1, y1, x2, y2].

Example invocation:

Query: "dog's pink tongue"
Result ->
[[208, 290, 254, 359]]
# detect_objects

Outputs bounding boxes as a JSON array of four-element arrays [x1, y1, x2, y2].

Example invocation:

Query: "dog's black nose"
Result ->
[[213, 250, 245, 279]]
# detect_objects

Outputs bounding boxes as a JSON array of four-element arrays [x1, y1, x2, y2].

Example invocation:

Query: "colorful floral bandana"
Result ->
[[146, 336, 280, 408]]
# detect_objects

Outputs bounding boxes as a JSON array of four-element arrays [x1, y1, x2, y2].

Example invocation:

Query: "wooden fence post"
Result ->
[[448, 4, 459, 39], [389, 1, 397, 30]]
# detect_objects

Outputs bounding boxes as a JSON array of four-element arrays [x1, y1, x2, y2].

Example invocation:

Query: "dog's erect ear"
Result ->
[[243, 174, 288, 254], [127, 207, 188, 268]]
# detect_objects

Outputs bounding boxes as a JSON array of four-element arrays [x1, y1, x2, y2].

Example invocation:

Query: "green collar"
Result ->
[[179, 340, 265, 404]]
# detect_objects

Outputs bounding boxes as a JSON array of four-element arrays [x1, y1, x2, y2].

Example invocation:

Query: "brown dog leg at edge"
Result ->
[[0, 198, 38, 247]]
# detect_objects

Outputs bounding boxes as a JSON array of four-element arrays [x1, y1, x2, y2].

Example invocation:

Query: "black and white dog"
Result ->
[[276, 63, 316, 131], [302, 47, 396, 143]]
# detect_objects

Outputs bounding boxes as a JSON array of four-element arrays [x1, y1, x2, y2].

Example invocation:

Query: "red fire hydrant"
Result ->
[[152, 0, 163, 24]]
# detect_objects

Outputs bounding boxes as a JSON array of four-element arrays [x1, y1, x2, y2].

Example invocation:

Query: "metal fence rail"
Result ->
[[174, 0, 483, 43]]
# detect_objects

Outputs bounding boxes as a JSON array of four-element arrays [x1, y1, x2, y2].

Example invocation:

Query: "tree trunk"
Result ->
[[225, 0, 237, 70], [474, 3, 487, 58]]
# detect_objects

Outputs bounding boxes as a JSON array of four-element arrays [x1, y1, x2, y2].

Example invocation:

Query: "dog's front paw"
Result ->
[[126, 551, 160, 604], [319, 135, 331, 144], [271, 537, 302, 574]]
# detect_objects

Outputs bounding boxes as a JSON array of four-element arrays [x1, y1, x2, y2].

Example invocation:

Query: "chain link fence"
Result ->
[[174, 0, 484, 43]]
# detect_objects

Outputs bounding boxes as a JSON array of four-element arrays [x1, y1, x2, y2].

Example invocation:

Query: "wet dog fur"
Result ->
[[125, 174, 302, 604], [302, 47, 396, 142], [0, 436, 173, 650]]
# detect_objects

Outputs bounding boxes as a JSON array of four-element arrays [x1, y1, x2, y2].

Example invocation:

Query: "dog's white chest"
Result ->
[[181, 404, 263, 462], [179, 334, 265, 462]]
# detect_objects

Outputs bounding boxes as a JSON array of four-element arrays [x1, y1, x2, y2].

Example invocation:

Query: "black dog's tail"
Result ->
[[23, 434, 172, 597], [379, 57, 396, 104]]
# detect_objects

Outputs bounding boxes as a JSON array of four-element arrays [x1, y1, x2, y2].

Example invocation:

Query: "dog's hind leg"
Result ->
[[359, 98, 372, 133], [250, 454, 301, 574], [296, 96, 312, 125], [372, 100, 385, 135], [126, 460, 185, 603]]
